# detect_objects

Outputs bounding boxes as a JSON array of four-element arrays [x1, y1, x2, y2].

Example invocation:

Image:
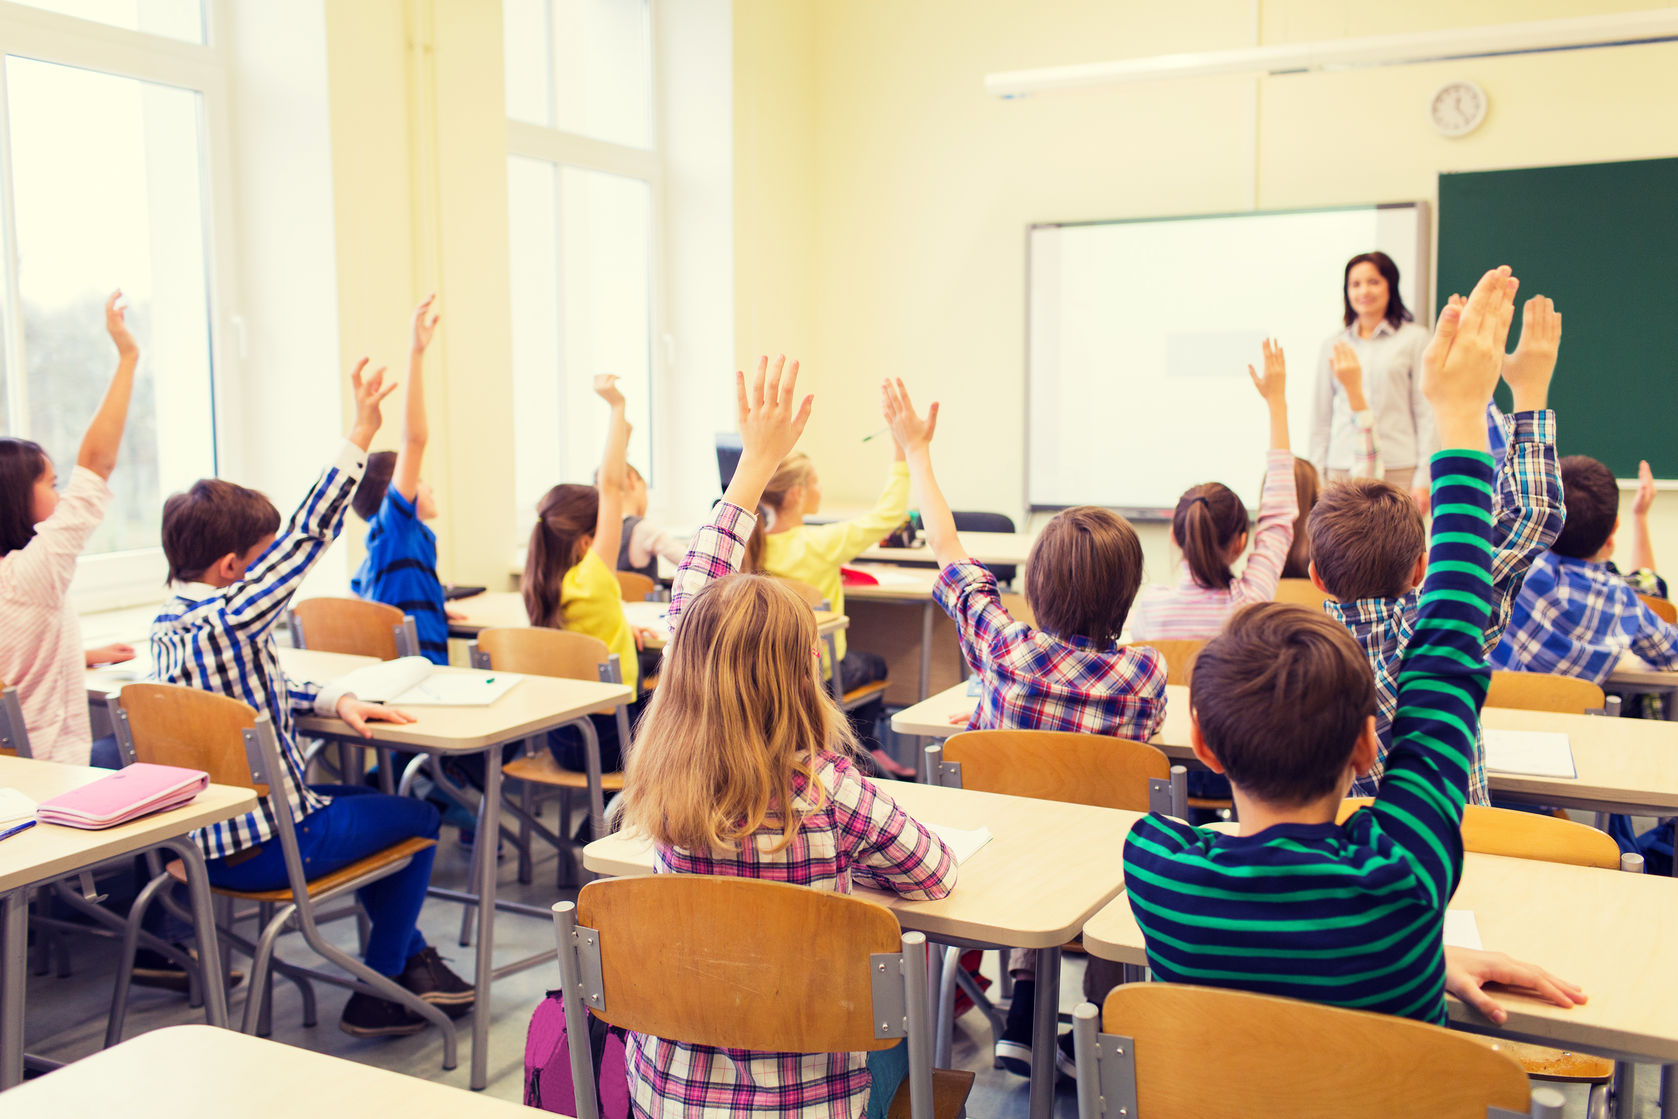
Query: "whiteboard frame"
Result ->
[[1024, 201, 1431, 518]]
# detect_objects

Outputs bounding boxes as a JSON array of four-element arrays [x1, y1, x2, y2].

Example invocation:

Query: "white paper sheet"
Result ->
[[926, 823, 994, 865], [621, 601, 672, 637], [390, 674, 523, 707], [0, 788, 37, 824], [1483, 729, 1577, 779], [1443, 909, 1483, 950]]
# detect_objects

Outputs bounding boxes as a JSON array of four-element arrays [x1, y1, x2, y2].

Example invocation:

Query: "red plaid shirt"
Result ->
[[935, 560, 1167, 740]]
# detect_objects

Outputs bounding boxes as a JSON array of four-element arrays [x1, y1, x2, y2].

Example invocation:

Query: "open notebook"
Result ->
[[1483, 729, 1577, 779], [330, 656, 522, 707]]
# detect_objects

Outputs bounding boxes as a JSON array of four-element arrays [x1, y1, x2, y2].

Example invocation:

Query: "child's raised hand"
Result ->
[[411, 293, 440, 353], [735, 354, 813, 465], [348, 357, 398, 450], [881, 379, 939, 453], [105, 290, 138, 361], [594, 373, 626, 408], [1329, 342, 1366, 410], [1247, 338, 1286, 405], [1634, 460, 1657, 517], [1499, 294, 1560, 412], [1422, 266, 1516, 424]]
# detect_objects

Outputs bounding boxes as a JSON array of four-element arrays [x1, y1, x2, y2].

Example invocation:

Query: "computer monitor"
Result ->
[[715, 433, 743, 493]]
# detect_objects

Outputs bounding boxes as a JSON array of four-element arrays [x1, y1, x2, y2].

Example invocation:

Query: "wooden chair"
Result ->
[[0, 682, 29, 757], [552, 877, 973, 1119], [1338, 798, 1623, 1103], [107, 684, 453, 1064], [1273, 577, 1333, 611], [287, 596, 417, 660], [1072, 983, 1562, 1118], [777, 576, 891, 713], [1640, 593, 1677, 624], [1487, 671, 1606, 715], [613, 570, 658, 602], [1127, 639, 1205, 687]]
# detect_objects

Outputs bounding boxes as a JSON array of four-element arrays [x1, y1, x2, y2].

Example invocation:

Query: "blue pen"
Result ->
[[0, 819, 37, 842]]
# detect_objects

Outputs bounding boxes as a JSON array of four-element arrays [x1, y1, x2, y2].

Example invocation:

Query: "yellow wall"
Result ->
[[734, 0, 1678, 579]]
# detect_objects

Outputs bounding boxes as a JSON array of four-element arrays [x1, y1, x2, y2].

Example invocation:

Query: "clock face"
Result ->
[[1430, 81, 1487, 138]]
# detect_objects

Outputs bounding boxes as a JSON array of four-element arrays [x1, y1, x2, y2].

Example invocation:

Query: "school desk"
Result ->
[[445, 590, 850, 646], [839, 564, 967, 705], [1079, 850, 1678, 1117], [1, 1024, 539, 1114], [0, 757, 256, 1090], [583, 779, 1144, 1119], [891, 681, 1678, 820], [1607, 655, 1678, 721], [858, 531, 1038, 570]]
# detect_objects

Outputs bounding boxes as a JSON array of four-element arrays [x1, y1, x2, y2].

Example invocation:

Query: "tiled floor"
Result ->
[[16, 827, 1667, 1117]]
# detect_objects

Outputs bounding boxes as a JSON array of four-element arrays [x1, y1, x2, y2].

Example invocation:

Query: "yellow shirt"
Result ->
[[560, 549, 638, 691], [761, 462, 910, 665]]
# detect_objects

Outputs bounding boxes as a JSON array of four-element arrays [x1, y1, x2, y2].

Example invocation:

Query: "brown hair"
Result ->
[[1171, 482, 1249, 590], [1553, 455, 1618, 559], [617, 573, 859, 853], [743, 453, 815, 573], [1342, 251, 1413, 329], [523, 483, 599, 627], [1191, 602, 1377, 805], [1280, 457, 1321, 580], [161, 479, 282, 583], [1306, 478, 1425, 601], [0, 438, 49, 556], [351, 451, 397, 521], [1024, 506, 1144, 643]]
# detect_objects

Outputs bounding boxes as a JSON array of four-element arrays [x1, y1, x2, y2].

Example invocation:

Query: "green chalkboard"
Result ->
[[1437, 157, 1678, 480]]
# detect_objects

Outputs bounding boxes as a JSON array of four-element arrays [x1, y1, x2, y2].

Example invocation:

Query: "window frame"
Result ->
[[0, 0, 237, 610]]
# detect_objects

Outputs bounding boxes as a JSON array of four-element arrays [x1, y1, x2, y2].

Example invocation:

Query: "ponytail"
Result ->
[[523, 483, 600, 627], [1171, 482, 1248, 590]]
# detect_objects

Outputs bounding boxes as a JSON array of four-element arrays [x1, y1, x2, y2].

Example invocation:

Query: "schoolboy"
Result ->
[[1308, 293, 1566, 805], [614, 463, 685, 582]]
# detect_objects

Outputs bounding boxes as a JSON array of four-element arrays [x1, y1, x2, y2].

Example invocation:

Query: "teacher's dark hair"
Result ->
[[1342, 251, 1412, 329]]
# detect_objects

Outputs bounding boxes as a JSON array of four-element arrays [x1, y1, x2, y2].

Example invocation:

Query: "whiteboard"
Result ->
[[1027, 204, 1428, 513]]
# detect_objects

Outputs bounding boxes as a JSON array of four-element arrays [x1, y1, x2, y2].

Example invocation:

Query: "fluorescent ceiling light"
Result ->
[[985, 7, 1678, 98]]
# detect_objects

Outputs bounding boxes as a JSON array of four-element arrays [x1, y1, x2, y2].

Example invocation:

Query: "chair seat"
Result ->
[[841, 680, 891, 709], [886, 1067, 975, 1119], [1469, 1035, 1614, 1082], [503, 751, 626, 791], [166, 836, 437, 904]]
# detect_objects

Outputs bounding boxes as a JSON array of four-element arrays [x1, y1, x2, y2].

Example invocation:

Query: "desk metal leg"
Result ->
[[1661, 1062, 1674, 1119], [918, 601, 934, 701], [1028, 945, 1061, 1119], [1, 888, 26, 1090], [469, 751, 503, 1090], [158, 838, 227, 1028]]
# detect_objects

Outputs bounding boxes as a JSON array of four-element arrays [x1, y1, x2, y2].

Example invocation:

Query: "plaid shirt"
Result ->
[[151, 443, 364, 859], [934, 561, 1167, 740], [637, 501, 957, 1118], [1490, 552, 1678, 684], [1331, 411, 1562, 804]]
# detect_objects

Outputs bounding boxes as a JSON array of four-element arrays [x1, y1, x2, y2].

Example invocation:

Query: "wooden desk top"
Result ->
[[0, 757, 256, 893], [584, 780, 1143, 948], [891, 682, 1678, 814], [1079, 850, 1678, 1063], [448, 591, 848, 644], [841, 564, 943, 601], [0, 1024, 539, 1115], [859, 532, 1035, 568], [1608, 654, 1678, 689]]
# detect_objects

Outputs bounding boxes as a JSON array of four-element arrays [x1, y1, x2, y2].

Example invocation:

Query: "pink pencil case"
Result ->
[[36, 763, 210, 829]]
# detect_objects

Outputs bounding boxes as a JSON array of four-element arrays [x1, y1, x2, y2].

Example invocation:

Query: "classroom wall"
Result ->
[[733, 0, 1678, 582]]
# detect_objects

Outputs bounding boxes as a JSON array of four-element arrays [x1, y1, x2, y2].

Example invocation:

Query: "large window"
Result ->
[[0, 1, 227, 598], [504, 0, 658, 527]]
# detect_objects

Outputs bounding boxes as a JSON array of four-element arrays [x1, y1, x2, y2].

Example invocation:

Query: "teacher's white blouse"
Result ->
[[1309, 318, 1433, 473]]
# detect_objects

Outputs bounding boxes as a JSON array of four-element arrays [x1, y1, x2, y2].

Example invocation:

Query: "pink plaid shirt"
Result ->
[[627, 501, 957, 1118], [934, 561, 1167, 740]]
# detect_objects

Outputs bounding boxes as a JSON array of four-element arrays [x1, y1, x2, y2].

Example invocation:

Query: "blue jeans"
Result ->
[[204, 785, 440, 976]]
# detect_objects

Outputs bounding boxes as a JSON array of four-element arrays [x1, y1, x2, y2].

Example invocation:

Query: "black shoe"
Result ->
[[994, 978, 1034, 1076], [399, 945, 475, 1017], [1056, 1031, 1078, 1080], [131, 946, 245, 993], [339, 991, 427, 1037]]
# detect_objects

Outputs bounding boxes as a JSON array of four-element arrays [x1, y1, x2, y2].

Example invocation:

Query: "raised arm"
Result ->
[[881, 379, 964, 568], [590, 374, 630, 568], [1631, 460, 1657, 574], [77, 291, 140, 479], [1232, 341, 1299, 602], [1332, 341, 1384, 478], [391, 294, 438, 502]]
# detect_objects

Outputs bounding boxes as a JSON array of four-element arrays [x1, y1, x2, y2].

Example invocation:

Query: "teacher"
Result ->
[[1310, 251, 1433, 492]]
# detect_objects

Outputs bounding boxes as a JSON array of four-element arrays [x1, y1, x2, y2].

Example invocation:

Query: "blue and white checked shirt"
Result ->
[[1491, 553, 1678, 684], [1330, 410, 1563, 805], [151, 443, 365, 859]]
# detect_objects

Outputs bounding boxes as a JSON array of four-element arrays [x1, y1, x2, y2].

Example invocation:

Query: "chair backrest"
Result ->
[[1273, 577, 1333, 611], [1337, 799, 1620, 869], [942, 729, 1168, 812], [574, 876, 905, 1051], [1485, 670, 1605, 714], [290, 597, 407, 660], [1082, 984, 1537, 1119], [613, 570, 657, 602], [1640, 593, 1677, 624], [114, 683, 265, 794], [0, 682, 29, 758], [474, 627, 623, 720], [1129, 639, 1205, 687], [951, 511, 1018, 582]]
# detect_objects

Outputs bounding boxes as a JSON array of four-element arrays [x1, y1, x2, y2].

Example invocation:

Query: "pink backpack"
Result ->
[[524, 990, 632, 1116]]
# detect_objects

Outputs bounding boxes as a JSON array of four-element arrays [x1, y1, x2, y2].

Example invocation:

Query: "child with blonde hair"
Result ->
[[618, 355, 955, 1119]]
